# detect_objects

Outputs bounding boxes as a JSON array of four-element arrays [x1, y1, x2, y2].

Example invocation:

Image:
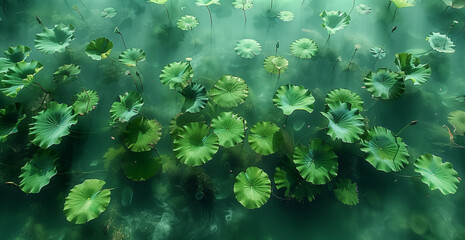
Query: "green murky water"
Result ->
[[1, 0, 465, 239]]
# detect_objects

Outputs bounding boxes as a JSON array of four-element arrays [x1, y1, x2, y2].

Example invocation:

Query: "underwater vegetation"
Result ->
[[1, 0, 465, 239]]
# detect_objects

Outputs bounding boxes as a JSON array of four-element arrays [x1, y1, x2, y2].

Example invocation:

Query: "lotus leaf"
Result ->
[[273, 84, 315, 115], [101, 7, 117, 18], [119, 48, 146, 67], [177, 15, 199, 31], [395, 53, 431, 85], [448, 110, 465, 136], [325, 88, 364, 111], [234, 167, 271, 209], [34, 23, 75, 54], [321, 102, 364, 143], [85, 37, 113, 60], [159, 61, 193, 90], [356, 4, 372, 14], [0, 58, 14, 74], [320, 11, 350, 35], [234, 39, 262, 59], [173, 122, 219, 166], [19, 150, 58, 193], [274, 163, 321, 202], [414, 154, 459, 195], [169, 112, 205, 136], [426, 32, 455, 54], [278, 11, 294, 22], [53, 64, 81, 84], [195, 0, 221, 6], [263, 56, 288, 74], [72, 90, 99, 115], [64, 179, 111, 224], [150, 0, 168, 4], [443, 0, 465, 8], [1, 61, 44, 97], [289, 38, 318, 59], [334, 178, 359, 206], [121, 116, 162, 152], [248, 121, 280, 155], [181, 83, 208, 113], [4, 45, 31, 63], [233, 0, 253, 10], [122, 152, 161, 181], [209, 75, 248, 107], [361, 127, 409, 172], [30, 102, 77, 149], [392, 0, 415, 8], [293, 139, 338, 185], [211, 112, 246, 148], [364, 68, 405, 100], [0, 103, 26, 141], [110, 92, 144, 123], [370, 47, 386, 60]]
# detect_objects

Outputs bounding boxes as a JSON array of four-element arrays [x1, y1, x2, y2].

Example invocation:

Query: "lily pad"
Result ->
[[180, 82, 208, 113], [234, 167, 271, 209], [293, 139, 338, 185], [119, 48, 146, 67], [110, 92, 144, 123], [278, 11, 294, 22], [30, 102, 78, 149], [209, 75, 248, 107], [361, 127, 409, 172], [150, 0, 168, 4], [364, 68, 405, 100], [19, 150, 58, 194], [235, 39, 262, 59], [289, 38, 318, 59], [443, 0, 465, 8], [101, 7, 117, 18], [233, 0, 253, 10], [321, 102, 364, 143], [195, 0, 221, 6], [273, 84, 315, 115], [263, 56, 288, 74], [1, 61, 44, 97], [211, 112, 246, 148], [370, 47, 386, 60], [4, 45, 31, 63], [0, 103, 26, 141], [392, 0, 416, 8], [395, 53, 431, 85], [325, 88, 364, 111], [121, 116, 162, 152], [414, 154, 459, 195], [356, 4, 372, 14], [85, 37, 113, 60], [53, 64, 81, 84], [177, 15, 199, 31], [274, 161, 321, 202], [64, 179, 111, 224], [72, 90, 99, 115], [426, 32, 455, 54], [159, 61, 193, 90], [34, 23, 75, 54], [448, 110, 465, 136], [334, 178, 359, 206], [173, 122, 219, 166], [248, 121, 280, 155], [320, 10, 351, 35]]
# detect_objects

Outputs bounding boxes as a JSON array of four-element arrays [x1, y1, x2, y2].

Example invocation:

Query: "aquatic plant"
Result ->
[[234, 167, 271, 209], [263, 56, 289, 79], [72, 89, 99, 115], [273, 84, 315, 115], [391, 0, 416, 8], [180, 83, 208, 113], [370, 47, 386, 60], [333, 178, 359, 206], [356, 4, 372, 15], [0, 103, 26, 141], [320, 10, 350, 39], [211, 112, 246, 148], [394, 52, 431, 85], [29, 102, 77, 149], [289, 38, 318, 59], [274, 161, 321, 202], [177, 15, 199, 42], [64, 179, 112, 224], [19, 150, 58, 194], [85, 37, 113, 60], [233, 0, 253, 29], [195, 0, 221, 38], [448, 110, 465, 136], [122, 152, 161, 181], [149, 0, 172, 25], [248, 121, 280, 155], [414, 154, 459, 195], [1, 61, 44, 97], [53, 64, 81, 84], [3, 45, 31, 63], [321, 102, 364, 143], [159, 60, 193, 90], [278, 11, 294, 22], [100, 7, 117, 18], [364, 68, 405, 100], [121, 116, 162, 152], [209, 75, 248, 107], [110, 91, 144, 123], [34, 23, 75, 54], [234, 39, 262, 59], [119, 48, 146, 67], [325, 88, 364, 111], [426, 32, 455, 54], [442, 0, 465, 9]]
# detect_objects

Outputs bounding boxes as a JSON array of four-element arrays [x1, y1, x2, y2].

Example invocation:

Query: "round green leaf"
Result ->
[[85, 37, 113, 60], [426, 32, 455, 54], [364, 68, 405, 100], [361, 127, 409, 172], [273, 84, 315, 115], [443, 0, 465, 8], [278, 11, 294, 22], [370, 47, 386, 60], [248, 121, 280, 155], [110, 92, 144, 123], [448, 110, 465, 136], [159, 61, 193, 90], [209, 75, 248, 108], [263, 56, 288, 74], [4, 45, 31, 63], [177, 15, 199, 31], [34, 23, 75, 54], [119, 48, 146, 67], [19, 150, 58, 194], [290, 38, 318, 59], [414, 154, 459, 195], [181, 82, 208, 113], [101, 7, 117, 18], [72, 90, 99, 115], [234, 167, 271, 209], [150, 0, 168, 4], [64, 179, 111, 224], [356, 4, 372, 14], [334, 178, 359, 206], [53, 64, 81, 84], [1, 61, 44, 98], [122, 152, 161, 181], [233, 0, 253, 10], [195, 0, 220, 6], [320, 11, 350, 35], [173, 122, 219, 166], [0, 103, 26, 141], [235, 39, 262, 59], [211, 112, 246, 148], [395, 53, 431, 85], [293, 139, 338, 185], [274, 164, 321, 202], [392, 0, 415, 8], [121, 116, 162, 152], [30, 102, 78, 149], [325, 88, 364, 111], [321, 102, 364, 143]]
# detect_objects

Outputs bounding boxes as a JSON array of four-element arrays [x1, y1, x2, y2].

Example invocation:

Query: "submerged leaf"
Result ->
[[334, 178, 359, 206], [53, 64, 81, 84], [122, 152, 161, 181], [321, 102, 364, 143], [101, 7, 117, 18], [19, 150, 58, 193], [160, 61, 193, 90], [121, 116, 162, 152], [72, 90, 99, 115], [289, 38, 318, 59], [263, 56, 288, 74], [1, 61, 44, 97], [235, 39, 262, 59], [426, 32, 455, 54], [234, 167, 271, 209], [414, 154, 459, 195], [273, 84, 315, 115], [325, 88, 364, 111], [448, 110, 465, 136], [34, 23, 75, 54], [233, 0, 253, 10], [86, 37, 113, 60], [209, 75, 248, 107], [356, 4, 372, 14], [395, 53, 431, 85], [364, 68, 405, 100], [274, 161, 321, 202], [278, 11, 294, 22], [0, 103, 26, 141], [320, 11, 350, 35], [119, 48, 146, 66], [370, 47, 386, 60], [181, 83, 208, 113], [392, 0, 416, 8], [248, 121, 280, 155], [211, 112, 246, 148], [4, 45, 31, 63], [110, 92, 144, 123]]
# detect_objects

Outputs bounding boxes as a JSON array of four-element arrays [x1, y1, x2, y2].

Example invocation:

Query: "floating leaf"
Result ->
[[395, 53, 431, 85], [53, 64, 81, 84], [370, 47, 386, 60], [233, 0, 253, 10], [180, 82, 208, 113], [234, 39, 262, 59], [1, 61, 44, 97], [150, 0, 168, 4], [34, 23, 75, 54], [356, 4, 372, 14], [209, 75, 248, 108], [211, 112, 246, 148], [289, 38, 318, 59], [325, 88, 364, 111], [414, 154, 459, 195], [263, 56, 288, 74], [392, 0, 415, 8], [4, 45, 31, 63], [122, 152, 161, 181], [173, 122, 219, 166], [443, 0, 465, 8], [448, 110, 465, 136], [321, 102, 364, 143], [273, 84, 315, 115], [72, 90, 99, 115], [0, 58, 14, 74], [320, 11, 350, 35], [119, 48, 146, 66], [0, 103, 26, 141], [248, 121, 280, 155], [110, 92, 144, 123], [85, 37, 113, 60], [278, 11, 294, 22], [426, 32, 455, 54], [274, 161, 321, 202], [177, 15, 199, 31], [234, 167, 271, 209], [364, 68, 405, 100], [293, 139, 338, 185], [64, 179, 111, 224], [195, 0, 221, 6], [159, 61, 193, 90], [19, 150, 58, 193], [361, 127, 409, 172], [30, 102, 78, 149], [334, 178, 359, 206], [121, 116, 162, 152], [101, 7, 117, 18]]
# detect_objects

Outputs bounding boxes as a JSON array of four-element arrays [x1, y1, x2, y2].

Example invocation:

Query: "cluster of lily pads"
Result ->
[[0, 0, 463, 226]]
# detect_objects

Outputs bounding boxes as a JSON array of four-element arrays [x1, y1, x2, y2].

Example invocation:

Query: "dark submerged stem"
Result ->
[[395, 121, 418, 137], [79, 0, 88, 11], [349, 0, 355, 16], [206, 6, 213, 45], [135, 70, 144, 91], [118, 32, 128, 49], [346, 49, 358, 70], [163, 4, 173, 26], [33, 82, 48, 94], [126, 71, 140, 92]]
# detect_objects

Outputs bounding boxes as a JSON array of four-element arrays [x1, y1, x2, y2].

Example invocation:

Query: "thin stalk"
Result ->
[[73, 6, 88, 25], [190, 29, 197, 44], [283, 115, 289, 127], [444, 6, 450, 14], [79, 0, 88, 11], [270, 0, 273, 9], [126, 71, 140, 92], [163, 4, 173, 26], [242, 7, 247, 37], [346, 49, 358, 70], [33, 82, 48, 94], [395, 120, 418, 136], [154, 148, 160, 158], [349, 0, 355, 16], [206, 6, 213, 45], [135, 70, 144, 91], [391, 7, 398, 22], [118, 32, 128, 49], [324, 34, 331, 47]]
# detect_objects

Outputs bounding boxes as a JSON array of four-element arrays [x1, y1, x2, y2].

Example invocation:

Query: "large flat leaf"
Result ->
[[1, 61, 44, 97], [273, 84, 315, 115], [321, 102, 364, 143], [35, 23, 75, 54], [414, 154, 459, 195], [19, 150, 58, 193], [234, 167, 271, 209], [395, 53, 431, 85]]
